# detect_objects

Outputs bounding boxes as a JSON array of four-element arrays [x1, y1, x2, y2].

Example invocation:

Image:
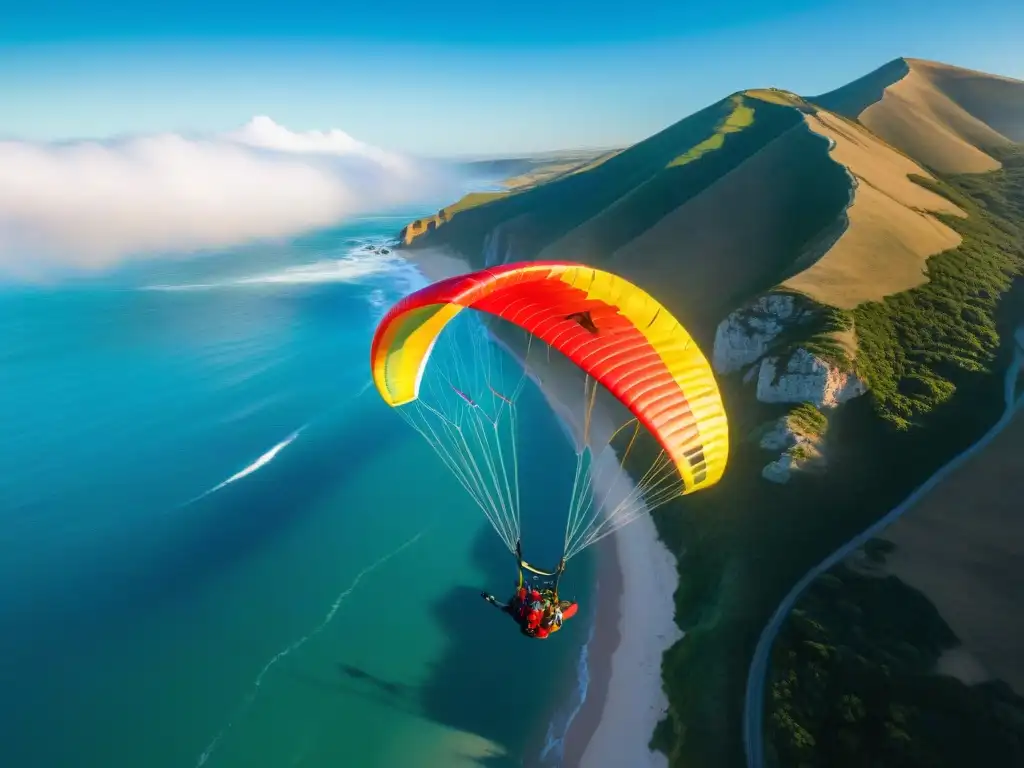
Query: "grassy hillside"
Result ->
[[535, 93, 854, 325], [456, 148, 617, 182], [403, 94, 806, 271], [399, 149, 616, 244], [536, 93, 775, 263], [403, 90, 861, 334], [501, 149, 622, 189], [400, 97, 732, 250]]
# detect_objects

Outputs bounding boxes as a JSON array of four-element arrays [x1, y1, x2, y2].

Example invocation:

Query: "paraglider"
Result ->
[[481, 540, 578, 639], [370, 261, 728, 636]]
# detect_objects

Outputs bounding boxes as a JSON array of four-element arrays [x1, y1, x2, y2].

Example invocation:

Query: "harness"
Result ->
[[515, 540, 566, 602]]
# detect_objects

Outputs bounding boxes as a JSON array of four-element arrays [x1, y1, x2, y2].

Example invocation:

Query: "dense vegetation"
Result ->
[[854, 146, 1024, 429], [787, 403, 829, 438], [650, 145, 1024, 768], [768, 555, 1024, 767]]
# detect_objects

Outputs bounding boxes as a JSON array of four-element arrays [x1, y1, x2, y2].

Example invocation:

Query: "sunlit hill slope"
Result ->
[[402, 59, 1021, 346]]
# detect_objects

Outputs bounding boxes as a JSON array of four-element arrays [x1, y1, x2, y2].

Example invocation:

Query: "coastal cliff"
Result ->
[[396, 56, 1024, 768]]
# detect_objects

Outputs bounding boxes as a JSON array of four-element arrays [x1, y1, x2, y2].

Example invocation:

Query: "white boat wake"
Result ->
[[194, 529, 429, 767], [143, 251, 404, 292], [183, 425, 306, 506]]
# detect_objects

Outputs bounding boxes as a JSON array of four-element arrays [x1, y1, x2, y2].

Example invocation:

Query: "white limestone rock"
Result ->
[[759, 419, 799, 451], [713, 294, 869, 483], [762, 454, 796, 484], [757, 349, 867, 408], [759, 408, 831, 484], [712, 294, 797, 374]]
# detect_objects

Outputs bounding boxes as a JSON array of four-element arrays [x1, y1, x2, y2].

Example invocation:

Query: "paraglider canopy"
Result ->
[[370, 261, 728, 565]]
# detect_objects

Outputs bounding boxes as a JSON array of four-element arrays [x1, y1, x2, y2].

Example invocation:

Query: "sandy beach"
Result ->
[[406, 246, 684, 767], [568, 512, 683, 768]]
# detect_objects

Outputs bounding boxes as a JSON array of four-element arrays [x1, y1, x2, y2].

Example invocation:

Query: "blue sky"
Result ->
[[2, 0, 1022, 156]]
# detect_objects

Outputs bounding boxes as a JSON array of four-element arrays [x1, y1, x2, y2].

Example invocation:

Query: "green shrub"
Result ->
[[854, 148, 1024, 428], [788, 403, 829, 437]]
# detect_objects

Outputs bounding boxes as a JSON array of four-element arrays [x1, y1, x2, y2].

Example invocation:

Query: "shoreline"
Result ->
[[568, 516, 681, 768], [403, 246, 682, 768]]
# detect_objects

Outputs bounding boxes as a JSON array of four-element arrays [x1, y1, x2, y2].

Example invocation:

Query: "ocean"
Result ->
[[0, 208, 594, 767]]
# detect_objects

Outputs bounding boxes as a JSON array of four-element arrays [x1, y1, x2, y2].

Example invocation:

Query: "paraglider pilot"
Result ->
[[481, 541, 577, 639]]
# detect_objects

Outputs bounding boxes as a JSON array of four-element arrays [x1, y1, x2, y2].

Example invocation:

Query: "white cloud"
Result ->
[[0, 117, 450, 280], [226, 115, 408, 170]]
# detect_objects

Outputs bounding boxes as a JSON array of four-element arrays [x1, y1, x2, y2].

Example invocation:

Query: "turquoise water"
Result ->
[[0, 211, 593, 768]]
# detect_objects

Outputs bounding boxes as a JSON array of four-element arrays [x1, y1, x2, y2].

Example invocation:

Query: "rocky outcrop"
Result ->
[[714, 291, 868, 484], [400, 208, 453, 245], [713, 293, 867, 410], [712, 294, 797, 373], [762, 453, 798, 483], [759, 419, 800, 451], [758, 409, 828, 484], [757, 349, 867, 408], [400, 219, 421, 244]]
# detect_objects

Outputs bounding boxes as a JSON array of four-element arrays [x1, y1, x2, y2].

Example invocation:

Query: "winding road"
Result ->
[[743, 327, 1024, 768]]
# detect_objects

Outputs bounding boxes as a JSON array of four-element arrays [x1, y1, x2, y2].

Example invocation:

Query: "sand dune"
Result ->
[[907, 59, 1024, 143], [815, 58, 1024, 174], [783, 109, 964, 308]]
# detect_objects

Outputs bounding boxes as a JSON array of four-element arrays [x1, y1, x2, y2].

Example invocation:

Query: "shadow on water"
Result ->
[[286, 666, 420, 718], [416, 523, 588, 768], [1, 400, 408, 657], [418, 527, 525, 767], [337, 663, 414, 698], [398, 357, 594, 766]]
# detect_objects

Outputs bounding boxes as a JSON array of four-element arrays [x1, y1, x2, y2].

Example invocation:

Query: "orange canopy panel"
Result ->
[[370, 261, 728, 494]]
